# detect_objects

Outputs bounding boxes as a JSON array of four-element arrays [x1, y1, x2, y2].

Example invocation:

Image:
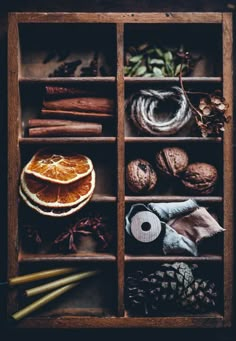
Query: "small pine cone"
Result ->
[[147, 262, 195, 313], [177, 278, 218, 313]]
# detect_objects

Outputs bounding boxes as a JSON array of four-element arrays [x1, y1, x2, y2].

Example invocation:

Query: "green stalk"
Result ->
[[12, 283, 79, 321], [9, 267, 79, 287], [25, 270, 99, 297]]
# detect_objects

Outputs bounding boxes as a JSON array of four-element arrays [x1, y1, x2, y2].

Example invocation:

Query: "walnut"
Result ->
[[126, 159, 157, 193], [155, 147, 189, 177], [181, 162, 218, 195]]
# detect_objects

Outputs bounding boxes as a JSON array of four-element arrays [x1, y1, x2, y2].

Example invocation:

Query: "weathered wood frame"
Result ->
[[8, 12, 233, 328]]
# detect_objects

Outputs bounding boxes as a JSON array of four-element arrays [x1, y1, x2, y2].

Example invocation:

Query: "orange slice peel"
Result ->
[[21, 169, 95, 208], [24, 148, 93, 184]]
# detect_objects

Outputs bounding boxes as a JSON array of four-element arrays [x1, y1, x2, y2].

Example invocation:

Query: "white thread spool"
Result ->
[[130, 211, 162, 243]]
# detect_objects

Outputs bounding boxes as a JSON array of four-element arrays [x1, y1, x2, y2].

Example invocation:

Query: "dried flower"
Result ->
[[52, 214, 113, 253], [178, 60, 230, 137], [53, 228, 77, 253]]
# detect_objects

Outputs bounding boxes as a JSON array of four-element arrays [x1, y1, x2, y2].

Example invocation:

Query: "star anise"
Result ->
[[53, 228, 77, 253]]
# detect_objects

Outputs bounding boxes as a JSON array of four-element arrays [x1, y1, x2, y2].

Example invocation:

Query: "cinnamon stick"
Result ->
[[29, 123, 102, 137], [41, 109, 113, 120], [43, 97, 114, 114], [28, 118, 89, 128], [45, 86, 97, 99]]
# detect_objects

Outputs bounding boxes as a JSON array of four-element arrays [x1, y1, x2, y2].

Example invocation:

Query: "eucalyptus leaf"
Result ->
[[129, 55, 143, 63], [164, 51, 173, 62], [135, 65, 147, 76], [145, 48, 156, 55], [165, 62, 174, 76], [155, 48, 164, 57], [153, 67, 163, 77], [124, 66, 132, 75], [149, 58, 165, 65], [143, 73, 153, 77], [129, 60, 142, 76], [174, 63, 187, 76], [137, 43, 149, 52]]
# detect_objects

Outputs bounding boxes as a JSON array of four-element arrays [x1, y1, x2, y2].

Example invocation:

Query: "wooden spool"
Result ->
[[130, 211, 162, 243]]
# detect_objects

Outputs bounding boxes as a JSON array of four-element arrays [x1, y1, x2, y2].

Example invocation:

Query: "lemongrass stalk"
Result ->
[[12, 282, 78, 321], [9, 267, 78, 287], [25, 270, 99, 297]]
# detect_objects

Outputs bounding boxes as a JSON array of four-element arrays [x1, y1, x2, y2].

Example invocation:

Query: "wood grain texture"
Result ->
[[19, 253, 116, 264], [7, 11, 233, 329], [19, 137, 116, 144], [125, 196, 223, 203], [7, 13, 20, 314], [222, 12, 234, 328], [125, 255, 223, 262], [15, 315, 224, 329], [116, 23, 125, 317], [14, 12, 222, 23]]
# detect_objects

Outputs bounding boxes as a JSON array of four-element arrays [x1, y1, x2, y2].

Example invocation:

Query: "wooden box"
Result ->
[[8, 12, 233, 328]]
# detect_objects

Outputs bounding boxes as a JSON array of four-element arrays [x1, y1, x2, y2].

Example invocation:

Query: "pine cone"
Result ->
[[177, 278, 217, 313], [148, 262, 195, 312], [125, 262, 195, 315], [125, 270, 150, 315]]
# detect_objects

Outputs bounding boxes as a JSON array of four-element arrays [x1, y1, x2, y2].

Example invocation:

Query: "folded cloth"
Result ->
[[162, 223, 198, 256], [168, 207, 225, 244], [148, 199, 198, 222], [125, 202, 198, 256]]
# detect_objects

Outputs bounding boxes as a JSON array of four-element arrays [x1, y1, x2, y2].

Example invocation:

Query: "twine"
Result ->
[[126, 87, 192, 136]]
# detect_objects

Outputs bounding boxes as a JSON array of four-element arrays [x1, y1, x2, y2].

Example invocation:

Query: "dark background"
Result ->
[[0, 0, 235, 340]]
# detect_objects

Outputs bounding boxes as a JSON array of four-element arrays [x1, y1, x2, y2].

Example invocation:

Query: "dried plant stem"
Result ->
[[9, 267, 78, 287], [186, 91, 210, 96], [179, 64, 203, 122], [12, 283, 79, 321], [25, 270, 99, 297]]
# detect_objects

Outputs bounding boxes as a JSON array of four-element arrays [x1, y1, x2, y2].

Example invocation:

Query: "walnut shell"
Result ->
[[126, 159, 157, 193], [155, 147, 189, 177], [181, 162, 218, 195]]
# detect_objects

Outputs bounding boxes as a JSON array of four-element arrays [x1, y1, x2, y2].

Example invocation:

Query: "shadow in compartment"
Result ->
[[19, 23, 116, 78], [125, 202, 223, 257], [20, 82, 117, 138], [125, 262, 223, 317], [16, 263, 117, 317], [19, 202, 116, 256], [125, 142, 223, 196], [20, 143, 116, 197], [124, 24, 222, 78], [125, 83, 223, 138]]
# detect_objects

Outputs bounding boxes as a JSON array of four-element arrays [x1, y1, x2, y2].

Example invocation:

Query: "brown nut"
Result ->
[[155, 147, 189, 177], [126, 159, 157, 193], [181, 162, 218, 195]]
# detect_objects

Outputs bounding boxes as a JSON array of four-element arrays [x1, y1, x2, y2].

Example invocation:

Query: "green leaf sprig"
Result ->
[[124, 43, 194, 77]]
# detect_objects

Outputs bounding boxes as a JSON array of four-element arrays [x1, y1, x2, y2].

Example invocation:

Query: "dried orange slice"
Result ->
[[21, 169, 95, 208], [24, 148, 93, 184], [19, 187, 93, 218]]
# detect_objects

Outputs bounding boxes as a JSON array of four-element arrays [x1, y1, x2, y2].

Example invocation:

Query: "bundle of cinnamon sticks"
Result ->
[[28, 86, 115, 137]]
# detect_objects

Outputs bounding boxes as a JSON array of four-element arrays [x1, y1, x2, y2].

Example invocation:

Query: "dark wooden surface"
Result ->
[[0, 0, 236, 339]]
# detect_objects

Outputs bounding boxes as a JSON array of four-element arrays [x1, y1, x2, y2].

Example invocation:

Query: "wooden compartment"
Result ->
[[17, 263, 117, 317], [125, 142, 223, 197], [124, 262, 223, 317], [20, 82, 117, 138], [19, 23, 116, 78], [8, 12, 233, 329]]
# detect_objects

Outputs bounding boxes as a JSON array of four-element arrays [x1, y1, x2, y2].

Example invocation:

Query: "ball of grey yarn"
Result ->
[[126, 87, 192, 136]]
